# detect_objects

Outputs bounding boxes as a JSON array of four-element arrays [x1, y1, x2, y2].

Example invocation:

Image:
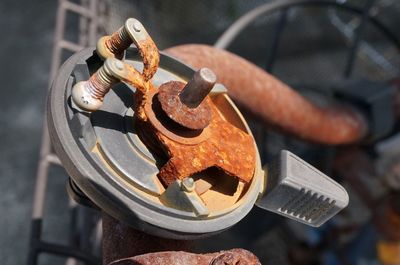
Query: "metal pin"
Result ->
[[181, 178, 195, 192], [179, 68, 217, 108]]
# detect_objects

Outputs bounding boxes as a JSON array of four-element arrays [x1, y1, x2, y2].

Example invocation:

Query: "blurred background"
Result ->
[[1, 0, 399, 264]]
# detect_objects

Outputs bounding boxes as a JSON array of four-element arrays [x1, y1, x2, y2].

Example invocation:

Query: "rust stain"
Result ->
[[152, 93, 255, 186], [158, 81, 212, 130], [136, 38, 160, 82], [139, 84, 255, 187], [117, 39, 256, 188], [109, 248, 261, 265]]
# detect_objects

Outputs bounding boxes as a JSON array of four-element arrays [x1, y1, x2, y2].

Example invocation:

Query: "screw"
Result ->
[[105, 25, 132, 56], [179, 68, 217, 108], [71, 59, 120, 111], [104, 18, 144, 58], [132, 20, 142, 32], [181, 178, 195, 192]]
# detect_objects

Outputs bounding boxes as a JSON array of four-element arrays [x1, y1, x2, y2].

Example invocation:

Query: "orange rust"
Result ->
[[158, 81, 212, 130], [117, 36, 255, 187], [136, 38, 159, 81], [105, 28, 131, 59], [122, 73, 256, 186], [148, 92, 255, 186], [109, 248, 261, 265]]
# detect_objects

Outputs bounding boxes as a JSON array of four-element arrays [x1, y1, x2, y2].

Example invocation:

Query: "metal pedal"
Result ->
[[256, 150, 349, 227]]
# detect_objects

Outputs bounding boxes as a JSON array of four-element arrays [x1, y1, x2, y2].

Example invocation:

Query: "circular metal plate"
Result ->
[[47, 47, 262, 239]]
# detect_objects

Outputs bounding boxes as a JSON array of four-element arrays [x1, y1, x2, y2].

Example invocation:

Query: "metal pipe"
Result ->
[[102, 213, 192, 265], [165, 44, 368, 145]]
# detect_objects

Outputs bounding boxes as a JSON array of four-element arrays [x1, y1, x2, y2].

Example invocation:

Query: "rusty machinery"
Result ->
[[46, 16, 352, 256]]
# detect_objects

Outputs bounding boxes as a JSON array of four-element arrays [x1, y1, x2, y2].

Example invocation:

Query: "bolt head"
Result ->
[[114, 60, 124, 70], [71, 81, 103, 111], [132, 20, 142, 32], [181, 178, 195, 192]]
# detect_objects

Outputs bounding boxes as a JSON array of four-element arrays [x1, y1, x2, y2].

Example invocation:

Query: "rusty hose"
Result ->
[[165, 44, 368, 145]]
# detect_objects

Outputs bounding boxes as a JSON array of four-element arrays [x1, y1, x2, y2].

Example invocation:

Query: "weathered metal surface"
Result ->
[[109, 248, 261, 265], [102, 213, 192, 265], [97, 18, 160, 81], [165, 44, 368, 145], [95, 28, 256, 187], [158, 81, 212, 130], [104, 26, 131, 59], [144, 86, 256, 186]]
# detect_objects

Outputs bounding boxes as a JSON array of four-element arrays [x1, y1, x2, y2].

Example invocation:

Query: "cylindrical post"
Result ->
[[179, 68, 216, 108]]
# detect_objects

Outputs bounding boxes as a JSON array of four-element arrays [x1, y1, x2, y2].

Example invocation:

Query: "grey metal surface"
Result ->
[[256, 150, 349, 227]]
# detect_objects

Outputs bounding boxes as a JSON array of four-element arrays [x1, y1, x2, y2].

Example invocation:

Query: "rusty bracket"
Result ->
[[72, 18, 257, 189], [96, 18, 160, 81]]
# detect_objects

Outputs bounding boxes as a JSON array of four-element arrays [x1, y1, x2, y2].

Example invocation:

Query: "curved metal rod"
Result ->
[[214, 0, 400, 50], [165, 44, 368, 145]]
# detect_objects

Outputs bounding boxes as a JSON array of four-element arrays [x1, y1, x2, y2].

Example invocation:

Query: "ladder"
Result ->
[[27, 0, 105, 264]]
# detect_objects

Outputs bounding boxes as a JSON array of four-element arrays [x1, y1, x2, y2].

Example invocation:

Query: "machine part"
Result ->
[[165, 44, 368, 145], [145, 87, 256, 186], [96, 18, 159, 81], [333, 80, 395, 141], [48, 46, 263, 239], [161, 179, 209, 217], [179, 68, 217, 108], [157, 67, 216, 130], [49, 18, 350, 240], [256, 150, 349, 227], [158, 81, 212, 130]]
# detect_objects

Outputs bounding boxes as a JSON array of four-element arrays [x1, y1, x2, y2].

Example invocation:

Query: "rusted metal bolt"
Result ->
[[179, 68, 217, 108], [105, 26, 131, 58], [72, 58, 123, 111], [97, 18, 145, 60], [181, 177, 195, 192]]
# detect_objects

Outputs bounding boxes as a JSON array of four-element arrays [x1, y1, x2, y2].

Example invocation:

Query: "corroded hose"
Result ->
[[165, 44, 368, 145]]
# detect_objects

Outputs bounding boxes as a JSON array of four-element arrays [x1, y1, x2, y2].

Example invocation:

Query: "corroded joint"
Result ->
[[96, 18, 160, 81], [72, 58, 132, 111], [105, 26, 132, 58]]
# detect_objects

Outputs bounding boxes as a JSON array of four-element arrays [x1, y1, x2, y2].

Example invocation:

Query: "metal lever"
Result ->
[[256, 150, 349, 227]]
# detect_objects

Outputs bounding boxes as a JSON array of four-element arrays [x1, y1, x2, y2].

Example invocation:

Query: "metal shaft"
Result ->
[[179, 68, 217, 108]]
